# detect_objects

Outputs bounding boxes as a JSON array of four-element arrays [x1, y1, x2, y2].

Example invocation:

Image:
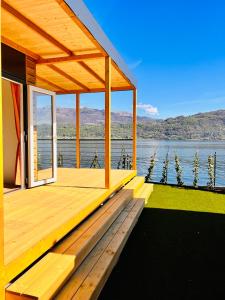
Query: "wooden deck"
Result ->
[[3, 168, 136, 283]]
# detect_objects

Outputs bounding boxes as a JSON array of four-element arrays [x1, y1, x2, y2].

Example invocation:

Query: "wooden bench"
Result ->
[[6, 177, 152, 300]]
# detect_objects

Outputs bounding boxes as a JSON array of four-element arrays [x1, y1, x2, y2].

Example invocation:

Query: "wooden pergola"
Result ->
[[1, 0, 137, 189]]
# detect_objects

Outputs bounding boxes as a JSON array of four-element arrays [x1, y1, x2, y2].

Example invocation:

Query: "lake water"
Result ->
[[38, 139, 225, 187]]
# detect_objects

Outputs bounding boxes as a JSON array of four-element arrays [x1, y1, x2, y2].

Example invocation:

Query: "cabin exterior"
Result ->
[[0, 1, 152, 299]]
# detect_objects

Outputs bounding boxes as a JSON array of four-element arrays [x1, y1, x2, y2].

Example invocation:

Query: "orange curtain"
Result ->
[[10, 83, 21, 185]]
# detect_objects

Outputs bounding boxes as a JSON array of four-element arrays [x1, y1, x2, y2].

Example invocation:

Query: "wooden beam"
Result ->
[[105, 57, 111, 189], [1, 36, 40, 61], [36, 76, 68, 92], [112, 60, 135, 90], [132, 89, 137, 170], [1, 1, 73, 56], [55, 0, 107, 56], [0, 34, 5, 300], [37, 53, 104, 65], [56, 86, 133, 95], [78, 61, 105, 85], [48, 64, 89, 91], [76, 94, 80, 168]]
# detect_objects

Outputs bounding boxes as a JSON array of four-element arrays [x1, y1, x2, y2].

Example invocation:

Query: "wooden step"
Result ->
[[123, 176, 145, 196], [135, 183, 154, 204], [5, 189, 133, 300], [55, 199, 145, 300]]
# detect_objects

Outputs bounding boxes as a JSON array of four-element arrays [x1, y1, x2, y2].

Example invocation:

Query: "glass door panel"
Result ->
[[28, 86, 56, 187]]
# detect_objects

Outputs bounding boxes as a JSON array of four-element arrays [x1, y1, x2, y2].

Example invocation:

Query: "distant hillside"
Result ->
[[37, 107, 225, 140]]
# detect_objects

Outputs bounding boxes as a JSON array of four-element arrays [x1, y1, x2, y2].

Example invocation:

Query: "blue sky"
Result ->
[[57, 0, 225, 119]]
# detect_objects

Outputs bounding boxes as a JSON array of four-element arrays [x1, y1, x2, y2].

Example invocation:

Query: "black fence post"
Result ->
[[214, 152, 217, 188]]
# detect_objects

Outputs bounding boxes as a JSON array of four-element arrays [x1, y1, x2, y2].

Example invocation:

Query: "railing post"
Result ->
[[105, 56, 111, 188], [76, 93, 80, 168], [132, 89, 137, 170]]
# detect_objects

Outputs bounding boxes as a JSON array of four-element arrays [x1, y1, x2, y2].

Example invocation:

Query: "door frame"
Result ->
[[2, 76, 25, 190], [27, 85, 57, 188]]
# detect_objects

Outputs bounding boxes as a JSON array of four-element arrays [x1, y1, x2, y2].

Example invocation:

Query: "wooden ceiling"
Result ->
[[1, 0, 135, 93]]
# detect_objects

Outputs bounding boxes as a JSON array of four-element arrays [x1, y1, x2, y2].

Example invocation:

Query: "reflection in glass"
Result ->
[[33, 92, 53, 181]]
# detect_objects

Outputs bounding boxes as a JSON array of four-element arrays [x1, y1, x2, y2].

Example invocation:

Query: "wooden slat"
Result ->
[[26, 57, 36, 85], [105, 57, 112, 189], [1, 1, 73, 56], [6, 253, 75, 300], [1, 36, 40, 61], [123, 176, 145, 195], [0, 37, 5, 300], [76, 94, 80, 168], [55, 199, 144, 300], [133, 89, 137, 170], [55, 0, 107, 56], [36, 76, 67, 92], [73, 200, 144, 300], [56, 86, 133, 94], [36, 53, 104, 65], [47, 64, 89, 91], [78, 61, 105, 85], [135, 183, 154, 205], [53, 189, 132, 268]]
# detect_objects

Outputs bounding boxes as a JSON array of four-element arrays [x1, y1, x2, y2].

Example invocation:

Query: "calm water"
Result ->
[[38, 139, 225, 187]]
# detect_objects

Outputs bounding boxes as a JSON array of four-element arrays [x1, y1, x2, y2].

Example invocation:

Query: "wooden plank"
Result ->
[[123, 176, 145, 196], [6, 253, 75, 300], [55, 199, 144, 300], [37, 54, 104, 65], [135, 183, 154, 205], [105, 56, 112, 189], [54, 200, 136, 300], [53, 189, 129, 255], [1, 36, 40, 61], [78, 61, 105, 85], [55, 0, 107, 56], [56, 86, 133, 94], [47, 64, 89, 91], [133, 89, 137, 170], [36, 76, 67, 92], [54, 189, 132, 269], [73, 200, 144, 300], [76, 94, 80, 168], [26, 57, 36, 85], [1, 1, 72, 56], [0, 33, 5, 300]]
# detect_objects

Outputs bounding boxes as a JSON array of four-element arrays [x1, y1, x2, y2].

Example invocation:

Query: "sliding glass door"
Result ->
[[28, 86, 57, 187]]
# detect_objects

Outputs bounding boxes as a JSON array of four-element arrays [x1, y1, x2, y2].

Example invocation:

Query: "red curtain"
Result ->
[[10, 83, 21, 185]]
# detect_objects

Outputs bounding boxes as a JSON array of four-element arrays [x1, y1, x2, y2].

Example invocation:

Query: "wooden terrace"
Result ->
[[4, 168, 136, 282]]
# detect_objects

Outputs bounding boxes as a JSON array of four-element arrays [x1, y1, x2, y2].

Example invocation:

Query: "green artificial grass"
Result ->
[[146, 184, 225, 214]]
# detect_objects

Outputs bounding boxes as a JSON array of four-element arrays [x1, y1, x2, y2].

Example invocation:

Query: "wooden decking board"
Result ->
[[53, 189, 132, 257], [123, 176, 145, 196], [4, 168, 136, 284], [55, 199, 144, 300], [135, 183, 154, 204], [6, 253, 75, 299], [55, 201, 136, 300]]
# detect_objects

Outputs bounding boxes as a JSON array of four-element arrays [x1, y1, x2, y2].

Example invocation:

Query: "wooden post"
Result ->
[[132, 89, 137, 170], [105, 57, 111, 188], [0, 35, 5, 300], [76, 94, 80, 168]]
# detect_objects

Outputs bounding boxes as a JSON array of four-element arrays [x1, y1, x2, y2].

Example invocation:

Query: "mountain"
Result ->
[[54, 107, 153, 125], [37, 107, 225, 140]]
